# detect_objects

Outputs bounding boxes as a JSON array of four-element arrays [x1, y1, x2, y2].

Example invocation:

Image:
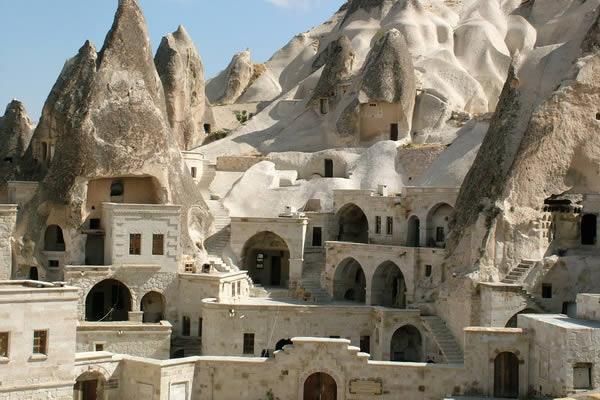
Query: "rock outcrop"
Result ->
[[309, 36, 355, 105], [14, 0, 210, 278], [206, 50, 255, 105], [0, 100, 33, 160], [446, 5, 600, 280], [155, 25, 209, 150]]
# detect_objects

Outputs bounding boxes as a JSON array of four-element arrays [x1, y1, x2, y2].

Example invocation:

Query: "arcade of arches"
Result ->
[[242, 231, 290, 288], [304, 372, 337, 400], [85, 279, 132, 322], [336, 204, 368, 243], [333, 258, 366, 303]]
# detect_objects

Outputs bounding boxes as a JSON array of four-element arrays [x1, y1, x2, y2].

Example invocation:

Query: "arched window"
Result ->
[[141, 291, 166, 323], [44, 225, 65, 252], [336, 203, 369, 243], [241, 232, 290, 288], [110, 180, 124, 202]]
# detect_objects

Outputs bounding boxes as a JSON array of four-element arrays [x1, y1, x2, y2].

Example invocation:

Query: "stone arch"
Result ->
[[333, 257, 366, 303], [426, 203, 454, 248], [372, 261, 406, 308], [390, 324, 422, 362], [140, 291, 165, 323], [241, 231, 290, 288], [302, 371, 338, 400], [335, 203, 369, 243], [44, 225, 65, 251], [505, 308, 536, 328], [85, 279, 132, 322], [275, 338, 293, 352], [407, 215, 420, 247], [74, 371, 106, 400], [494, 351, 519, 398], [110, 179, 124, 202]]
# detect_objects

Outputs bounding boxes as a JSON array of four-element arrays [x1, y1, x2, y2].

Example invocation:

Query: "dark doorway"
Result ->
[[304, 372, 337, 400], [271, 256, 282, 286], [85, 236, 105, 266], [324, 159, 334, 178], [204, 123, 212, 134], [29, 267, 39, 281], [336, 204, 369, 243], [44, 225, 65, 251], [74, 373, 104, 400], [81, 380, 98, 400], [494, 352, 519, 398], [275, 338, 293, 352], [407, 217, 420, 247], [390, 325, 422, 362], [85, 279, 132, 322], [581, 214, 597, 245], [390, 123, 399, 141]]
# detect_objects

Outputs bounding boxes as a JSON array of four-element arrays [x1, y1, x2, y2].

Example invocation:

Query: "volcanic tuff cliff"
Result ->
[[0, 100, 33, 185], [13, 0, 210, 277], [155, 25, 213, 150]]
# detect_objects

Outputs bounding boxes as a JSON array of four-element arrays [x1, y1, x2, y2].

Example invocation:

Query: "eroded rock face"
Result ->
[[310, 36, 355, 105], [0, 100, 33, 183], [206, 50, 254, 105], [155, 25, 208, 150], [14, 0, 210, 278], [446, 7, 600, 281]]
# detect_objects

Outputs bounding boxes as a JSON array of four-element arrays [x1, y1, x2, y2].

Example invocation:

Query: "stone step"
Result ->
[[421, 316, 463, 364]]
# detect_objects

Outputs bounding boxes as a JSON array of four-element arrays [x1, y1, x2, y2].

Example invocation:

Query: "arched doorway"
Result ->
[[242, 232, 290, 288], [275, 338, 293, 352], [304, 372, 337, 400], [85, 279, 132, 322], [372, 261, 406, 308], [110, 180, 124, 203], [390, 325, 422, 362], [336, 203, 368, 243], [29, 267, 39, 281], [141, 291, 165, 323], [407, 216, 420, 247], [505, 308, 536, 328], [494, 352, 519, 398], [426, 203, 454, 248], [581, 214, 597, 245], [333, 258, 366, 303], [44, 225, 65, 251], [73, 372, 105, 400]]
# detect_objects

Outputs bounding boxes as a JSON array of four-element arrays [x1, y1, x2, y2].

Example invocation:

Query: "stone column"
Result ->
[[128, 311, 144, 323]]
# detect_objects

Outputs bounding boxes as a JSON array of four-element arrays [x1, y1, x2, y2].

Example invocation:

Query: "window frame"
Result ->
[[243, 333, 255, 355], [375, 216, 382, 235], [152, 233, 165, 256], [386, 217, 393, 235], [33, 330, 48, 355], [129, 233, 142, 255], [0, 332, 9, 359], [312, 227, 323, 247]]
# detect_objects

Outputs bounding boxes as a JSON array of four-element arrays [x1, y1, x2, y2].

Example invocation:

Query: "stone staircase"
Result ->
[[300, 250, 331, 303], [204, 199, 232, 270], [501, 259, 536, 284], [421, 316, 464, 364], [198, 160, 216, 194]]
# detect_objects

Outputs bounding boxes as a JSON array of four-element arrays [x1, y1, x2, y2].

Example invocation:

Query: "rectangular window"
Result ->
[[152, 234, 164, 256], [329, 335, 341, 339], [191, 167, 197, 178], [89, 218, 101, 230], [198, 318, 203, 339], [182, 316, 191, 336], [425, 265, 433, 278], [237, 281, 241, 296], [436, 227, 445, 243], [375, 216, 382, 234], [231, 284, 235, 297], [312, 227, 323, 247], [243, 333, 255, 355], [573, 363, 592, 389], [386, 217, 393, 235], [0, 332, 8, 358], [360, 335, 370, 354], [185, 263, 194, 273], [33, 330, 48, 355], [48, 260, 59, 269], [129, 234, 141, 255], [542, 283, 552, 299], [94, 342, 104, 352]]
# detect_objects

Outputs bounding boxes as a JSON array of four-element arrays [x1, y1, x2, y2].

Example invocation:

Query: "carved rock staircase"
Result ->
[[299, 250, 331, 303], [500, 259, 536, 284], [421, 316, 464, 364]]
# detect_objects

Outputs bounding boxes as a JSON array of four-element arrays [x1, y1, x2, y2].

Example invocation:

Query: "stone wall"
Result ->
[[0, 205, 16, 280], [216, 155, 267, 172], [577, 293, 600, 321]]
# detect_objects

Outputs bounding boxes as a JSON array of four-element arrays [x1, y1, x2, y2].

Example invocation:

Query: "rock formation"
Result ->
[[0, 100, 33, 184], [309, 36, 355, 105], [337, 28, 416, 140], [155, 25, 210, 150], [206, 50, 255, 105], [446, 5, 600, 280], [13, 0, 210, 278]]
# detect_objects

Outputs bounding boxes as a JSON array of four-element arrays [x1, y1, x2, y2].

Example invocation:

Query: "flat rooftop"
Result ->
[[0, 280, 77, 291], [521, 313, 600, 329]]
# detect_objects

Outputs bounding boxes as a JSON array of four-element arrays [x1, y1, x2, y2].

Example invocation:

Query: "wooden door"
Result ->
[[82, 380, 98, 400], [304, 373, 337, 400], [271, 256, 281, 286], [494, 352, 519, 398], [390, 123, 399, 141]]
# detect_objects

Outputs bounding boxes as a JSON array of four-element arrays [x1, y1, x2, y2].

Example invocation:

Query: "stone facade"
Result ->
[[0, 205, 16, 280]]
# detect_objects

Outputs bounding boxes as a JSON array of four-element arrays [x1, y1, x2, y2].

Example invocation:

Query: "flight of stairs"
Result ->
[[198, 160, 216, 192], [299, 250, 331, 303], [501, 259, 536, 284], [203, 199, 232, 269], [421, 316, 464, 364]]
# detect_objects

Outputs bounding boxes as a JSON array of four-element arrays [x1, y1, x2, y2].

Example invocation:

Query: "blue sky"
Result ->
[[0, 0, 344, 121]]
